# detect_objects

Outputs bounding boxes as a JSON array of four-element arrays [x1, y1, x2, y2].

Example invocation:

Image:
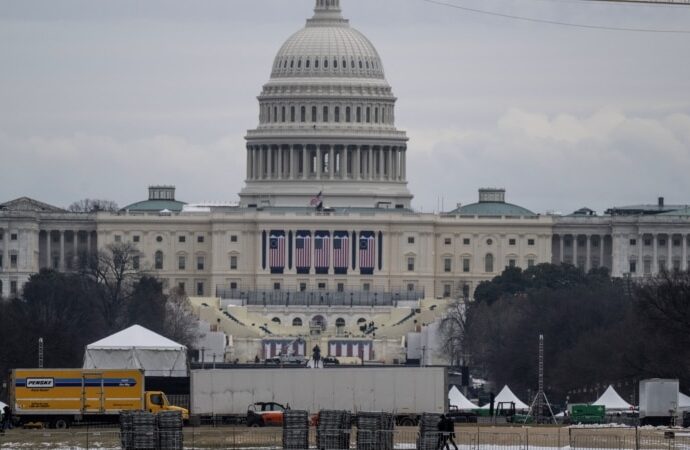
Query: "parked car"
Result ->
[[246, 402, 287, 427]]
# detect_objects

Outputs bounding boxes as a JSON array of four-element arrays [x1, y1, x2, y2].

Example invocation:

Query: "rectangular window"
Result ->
[[114, 235, 122, 242], [299, 282, 307, 292], [197, 235, 205, 243], [11, 233, 18, 241], [673, 239, 681, 247], [179, 235, 186, 243], [0, 255, 3, 268], [337, 283, 344, 292], [444, 238, 452, 245], [509, 239, 516, 246], [323, 106, 329, 122], [659, 239, 667, 246], [10, 254, 18, 268], [274, 282, 281, 290], [318, 282, 326, 290], [363, 283, 370, 291], [528, 239, 535, 246], [463, 258, 471, 273], [407, 257, 415, 272], [527, 259, 535, 268], [659, 259, 666, 271], [463, 238, 470, 245], [644, 239, 652, 246], [133, 256, 140, 270], [230, 235, 238, 243], [178, 282, 186, 292], [629, 261, 637, 273], [179, 256, 186, 270], [0, 232, 3, 241], [674, 259, 681, 271], [334, 107, 340, 123], [133, 235, 140, 243], [230, 282, 238, 290], [196, 282, 204, 296], [629, 239, 636, 246], [197, 256, 205, 270], [407, 236, 415, 244], [443, 284, 451, 298], [10, 281, 17, 296], [230, 255, 238, 270], [407, 283, 415, 292], [644, 260, 652, 274], [444, 258, 452, 272]]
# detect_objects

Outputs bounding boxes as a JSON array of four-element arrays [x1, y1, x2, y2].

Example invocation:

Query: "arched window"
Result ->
[[334, 106, 340, 123], [281, 106, 286, 122], [485, 253, 494, 273], [273, 106, 277, 123], [323, 106, 329, 122], [342, 59, 346, 68], [333, 58, 338, 68], [297, 59, 302, 68], [155, 251, 164, 270], [312, 106, 317, 123], [306, 58, 310, 68], [335, 318, 346, 328], [283, 59, 287, 68], [346, 107, 351, 122], [351, 59, 355, 69], [272, 317, 281, 325], [359, 59, 363, 69], [324, 58, 329, 68], [291, 106, 296, 122], [315, 58, 319, 68], [382, 108, 386, 124], [312, 315, 326, 328], [292, 317, 303, 327], [290, 59, 294, 68], [356, 107, 361, 123], [366, 107, 371, 123], [365, 60, 370, 69], [357, 317, 367, 324], [300, 106, 306, 122], [374, 107, 379, 123]]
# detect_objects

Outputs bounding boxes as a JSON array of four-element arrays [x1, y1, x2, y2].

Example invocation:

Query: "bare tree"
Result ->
[[438, 299, 468, 367], [68, 199, 119, 213], [80, 242, 141, 332], [164, 287, 202, 348]]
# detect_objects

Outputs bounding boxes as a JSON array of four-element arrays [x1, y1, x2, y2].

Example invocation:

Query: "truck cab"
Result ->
[[145, 391, 189, 421]]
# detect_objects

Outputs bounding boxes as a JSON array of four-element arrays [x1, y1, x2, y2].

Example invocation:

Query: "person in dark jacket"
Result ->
[[1, 406, 11, 431], [437, 414, 458, 450]]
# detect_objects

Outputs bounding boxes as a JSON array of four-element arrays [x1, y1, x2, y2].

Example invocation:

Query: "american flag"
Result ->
[[359, 232, 375, 272], [295, 231, 311, 271], [333, 231, 349, 272], [269, 231, 285, 273], [315, 232, 330, 273]]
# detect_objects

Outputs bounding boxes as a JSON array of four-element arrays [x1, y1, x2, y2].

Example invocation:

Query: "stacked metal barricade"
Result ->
[[316, 410, 351, 450], [157, 411, 184, 450], [132, 411, 157, 450], [356, 412, 394, 450], [119, 410, 134, 450], [282, 410, 310, 449], [416, 413, 442, 450]]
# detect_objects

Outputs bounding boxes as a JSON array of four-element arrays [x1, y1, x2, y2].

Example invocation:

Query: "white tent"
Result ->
[[592, 385, 633, 411], [449, 386, 478, 410], [679, 392, 690, 410], [83, 325, 187, 377], [480, 385, 530, 410]]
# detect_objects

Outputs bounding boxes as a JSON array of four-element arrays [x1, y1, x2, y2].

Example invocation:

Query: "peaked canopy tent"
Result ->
[[679, 392, 690, 410], [480, 385, 530, 410], [449, 386, 478, 410], [592, 385, 633, 411], [83, 325, 188, 377]]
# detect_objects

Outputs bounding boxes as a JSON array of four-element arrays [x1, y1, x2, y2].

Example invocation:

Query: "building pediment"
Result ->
[[0, 197, 65, 213]]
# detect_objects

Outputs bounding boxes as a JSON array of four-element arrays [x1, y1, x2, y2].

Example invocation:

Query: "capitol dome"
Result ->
[[239, 0, 413, 209]]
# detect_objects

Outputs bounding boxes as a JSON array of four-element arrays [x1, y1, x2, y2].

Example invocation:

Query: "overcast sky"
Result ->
[[1, 0, 689, 214]]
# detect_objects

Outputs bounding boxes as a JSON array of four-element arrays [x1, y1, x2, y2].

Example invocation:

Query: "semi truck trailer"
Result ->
[[10, 368, 189, 428], [639, 379, 679, 426], [191, 366, 447, 426]]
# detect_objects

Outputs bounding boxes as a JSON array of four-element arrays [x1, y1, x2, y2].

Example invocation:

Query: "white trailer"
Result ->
[[191, 366, 447, 426], [639, 378, 679, 426]]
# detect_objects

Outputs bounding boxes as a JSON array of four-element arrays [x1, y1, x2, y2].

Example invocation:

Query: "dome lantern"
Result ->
[[309, 0, 346, 25]]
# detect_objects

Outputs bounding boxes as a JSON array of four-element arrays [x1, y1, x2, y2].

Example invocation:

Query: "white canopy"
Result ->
[[83, 325, 187, 377], [592, 385, 632, 410], [449, 386, 478, 410], [480, 385, 530, 410], [679, 392, 690, 409]]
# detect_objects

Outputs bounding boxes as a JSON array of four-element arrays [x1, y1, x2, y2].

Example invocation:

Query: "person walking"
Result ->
[[436, 414, 448, 450], [1, 405, 11, 431], [443, 414, 458, 450]]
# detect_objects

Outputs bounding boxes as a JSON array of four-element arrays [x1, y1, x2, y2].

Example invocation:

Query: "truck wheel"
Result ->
[[399, 417, 416, 427], [53, 418, 70, 430]]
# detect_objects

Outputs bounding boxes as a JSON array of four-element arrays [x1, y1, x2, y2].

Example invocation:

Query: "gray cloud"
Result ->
[[1, 0, 689, 212]]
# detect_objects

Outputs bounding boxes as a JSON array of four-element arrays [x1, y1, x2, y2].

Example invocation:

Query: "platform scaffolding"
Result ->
[[525, 334, 557, 424]]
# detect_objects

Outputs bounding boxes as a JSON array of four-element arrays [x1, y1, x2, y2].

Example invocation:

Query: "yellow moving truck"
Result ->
[[10, 368, 188, 429]]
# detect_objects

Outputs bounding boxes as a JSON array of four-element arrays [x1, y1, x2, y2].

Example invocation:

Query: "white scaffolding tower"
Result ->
[[525, 334, 557, 424]]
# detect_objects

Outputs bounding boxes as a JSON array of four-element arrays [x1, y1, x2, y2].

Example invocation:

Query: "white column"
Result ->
[[302, 146, 308, 180], [585, 235, 591, 272], [72, 231, 77, 269], [87, 231, 92, 255], [355, 146, 361, 180], [401, 147, 406, 180], [59, 230, 65, 271], [599, 235, 605, 269], [268, 146, 274, 179], [3, 228, 10, 269], [378, 147, 383, 180], [668, 234, 673, 270], [257, 146, 264, 179], [290, 145, 296, 180], [393, 148, 398, 180], [368, 148, 374, 180], [652, 234, 658, 274], [572, 235, 578, 267], [637, 234, 643, 274], [329, 145, 335, 179], [46, 230, 52, 268], [316, 146, 322, 179], [683, 234, 688, 271], [246, 148, 252, 179]]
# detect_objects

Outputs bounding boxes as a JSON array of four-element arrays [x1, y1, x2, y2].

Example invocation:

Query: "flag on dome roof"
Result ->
[[309, 191, 323, 208]]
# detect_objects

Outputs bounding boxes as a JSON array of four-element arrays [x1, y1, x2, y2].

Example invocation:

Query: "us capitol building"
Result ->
[[2, 0, 689, 364]]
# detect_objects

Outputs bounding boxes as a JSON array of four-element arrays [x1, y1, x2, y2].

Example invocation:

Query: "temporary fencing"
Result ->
[[1, 424, 690, 450]]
